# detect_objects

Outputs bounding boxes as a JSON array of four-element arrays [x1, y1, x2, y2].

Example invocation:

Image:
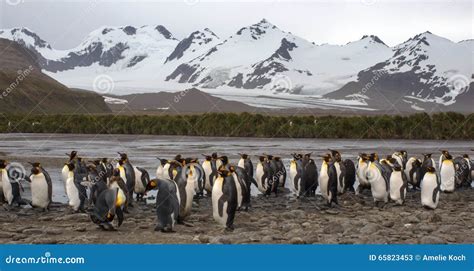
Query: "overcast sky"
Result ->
[[0, 0, 472, 49]]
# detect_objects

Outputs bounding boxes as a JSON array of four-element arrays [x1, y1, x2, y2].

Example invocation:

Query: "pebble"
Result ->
[[323, 223, 344, 234], [382, 221, 395, 228]]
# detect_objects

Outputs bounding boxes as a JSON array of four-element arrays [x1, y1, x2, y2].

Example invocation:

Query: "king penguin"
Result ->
[[146, 178, 180, 232], [290, 154, 304, 197], [0, 160, 27, 207], [439, 150, 455, 192], [366, 154, 389, 207], [65, 162, 87, 212], [421, 166, 440, 209], [319, 153, 338, 207], [28, 163, 52, 211], [202, 154, 217, 195], [212, 168, 238, 231], [90, 188, 125, 231], [329, 149, 346, 194], [389, 160, 408, 205], [356, 153, 371, 194]]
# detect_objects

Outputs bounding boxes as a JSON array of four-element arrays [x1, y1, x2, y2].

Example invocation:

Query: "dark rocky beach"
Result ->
[[1, 188, 472, 244]]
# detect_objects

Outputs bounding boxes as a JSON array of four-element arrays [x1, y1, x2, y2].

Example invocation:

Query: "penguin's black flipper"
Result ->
[[41, 167, 53, 203]]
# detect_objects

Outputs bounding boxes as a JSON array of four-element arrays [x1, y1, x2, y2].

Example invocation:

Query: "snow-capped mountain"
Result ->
[[1, 20, 472, 112], [165, 28, 220, 64], [165, 20, 393, 95], [0, 27, 66, 63], [325, 32, 473, 111]]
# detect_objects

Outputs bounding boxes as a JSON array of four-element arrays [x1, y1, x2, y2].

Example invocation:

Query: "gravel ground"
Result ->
[[1, 188, 472, 244]]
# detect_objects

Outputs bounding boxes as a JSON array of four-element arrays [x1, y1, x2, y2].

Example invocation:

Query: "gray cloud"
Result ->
[[0, 0, 472, 49]]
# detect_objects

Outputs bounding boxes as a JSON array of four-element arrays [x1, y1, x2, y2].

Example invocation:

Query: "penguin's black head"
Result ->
[[101, 158, 108, 163], [423, 153, 432, 159], [258, 156, 265, 162], [174, 154, 182, 161], [369, 153, 378, 162], [463, 154, 469, 159], [185, 157, 197, 164], [320, 153, 332, 163], [412, 159, 422, 167], [399, 150, 407, 156], [146, 179, 158, 191], [118, 159, 125, 166], [266, 155, 274, 160], [0, 160, 7, 169], [112, 168, 120, 177], [292, 153, 303, 160], [359, 153, 368, 161], [274, 156, 281, 162], [219, 156, 229, 165], [202, 154, 212, 161], [426, 166, 436, 173], [157, 158, 168, 165], [31, 166, 40, 175], [217, 169, 231, 178], [118, 152, 128, 160], [211, 153, 218, 159], [239, 153, 249, 159], [304, 153, 312, 159], [67, 162, 75, 171], [329, 149, 342, 162], [441, 150, 452, 159], [67, 151, 77, 160]]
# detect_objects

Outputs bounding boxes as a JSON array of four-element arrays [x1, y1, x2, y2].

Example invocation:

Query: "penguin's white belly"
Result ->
[[134, 168, 146, 194], [289, 164, 298, 195], [389, 172, 405, 204], [183, 179, 195, 216], [61, 165, 69, 190], [356, 163, 368, 185], [211, 180, 227, 227], [319, 168, 329, 200], [255, 164, 265, 193], [156, 166, 164, 180], [440, 161, 455, 192], [66, 176, 81, 210], [335, 162, 343, 192], [232, 173, 242, 208], [1, 171, 13, 204], [238, 159, 245, 169], [421, 173, 439, 209], [31, 175, 49, 208], [110, 182, 125, 200], [202, 162, 213, 191], [162, 164, 171, 180], [368, 167, 387, 202]]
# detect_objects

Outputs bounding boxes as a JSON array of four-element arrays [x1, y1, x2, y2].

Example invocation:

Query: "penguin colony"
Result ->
[[0, 149, 472, 232]]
